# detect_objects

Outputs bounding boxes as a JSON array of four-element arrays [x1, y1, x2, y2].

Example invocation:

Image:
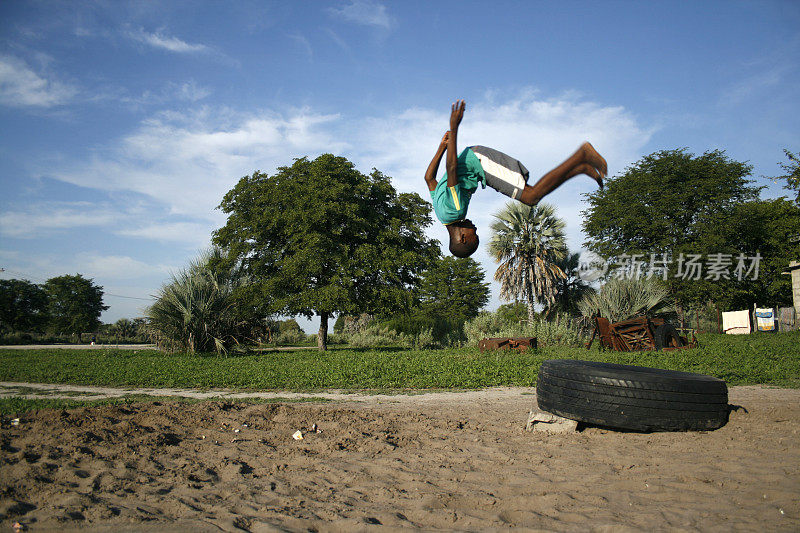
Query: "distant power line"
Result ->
[[0, 267, 155, 301], [105, 293, 155, 301]]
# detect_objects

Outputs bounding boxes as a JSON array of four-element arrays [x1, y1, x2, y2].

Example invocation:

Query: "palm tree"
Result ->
[[113, 318, 136, 341], [489, 202, 567, 324], [146, 248, 257, 354], [577, 276, 674, 322], [545, 251, 595, 317]]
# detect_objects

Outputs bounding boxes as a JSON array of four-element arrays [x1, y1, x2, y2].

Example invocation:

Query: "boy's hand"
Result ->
[[450, 100, 465, 130], [440, 131, 450, 147]]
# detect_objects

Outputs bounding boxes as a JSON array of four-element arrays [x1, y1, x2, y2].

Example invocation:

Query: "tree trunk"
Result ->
[[317, 311, 329, 351], [526, 298, 536, 325]]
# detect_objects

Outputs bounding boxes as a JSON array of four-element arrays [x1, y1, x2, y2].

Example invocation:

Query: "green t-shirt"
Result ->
[[430, 147, 486, 224]]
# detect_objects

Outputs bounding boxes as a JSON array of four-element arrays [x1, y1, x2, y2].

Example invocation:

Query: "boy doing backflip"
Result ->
[[424, 100, 608, 257]]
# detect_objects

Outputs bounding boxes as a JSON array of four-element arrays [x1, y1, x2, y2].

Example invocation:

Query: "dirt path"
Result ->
[[0, 381, 537, 404], [1, 386, 798, 532]]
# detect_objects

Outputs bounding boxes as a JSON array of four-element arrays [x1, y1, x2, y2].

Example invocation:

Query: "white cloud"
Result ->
[[0, 202, 119, 238], [0, 55, 77, 107], [289, 33, 313, 60], [326, 29, 351, 53], [173, 80, 212, 102], [0, 200, 212, 248], [329, 1, 392, 28], [51, 107, 349, 220], [128, 28, 209, 53], [346, 92, 651, 204], [49, 92, 651, 233], [80, 254, 171, 280], [124, 80, 212, 106], [720, 65, 786, 106], [117, 221, 212, 248]]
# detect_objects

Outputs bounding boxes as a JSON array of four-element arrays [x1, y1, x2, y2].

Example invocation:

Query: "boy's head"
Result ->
[[447, 219, 479, 258]]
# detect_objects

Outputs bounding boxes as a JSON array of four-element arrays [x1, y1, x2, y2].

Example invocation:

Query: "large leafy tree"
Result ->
[[0, 279, 49, 333], [772, 149, 800, 204], [581, 148, 768, 309], [417, 256, 490, 323], [489, 202, 567, 324], [710, 198, 800, 307], [43, 274, 108, 341], [582, 149, 759, 259], [213, 154, 438, 350]]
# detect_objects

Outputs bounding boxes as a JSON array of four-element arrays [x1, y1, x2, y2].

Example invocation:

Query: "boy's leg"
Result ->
[[519, 142, 607, 206]]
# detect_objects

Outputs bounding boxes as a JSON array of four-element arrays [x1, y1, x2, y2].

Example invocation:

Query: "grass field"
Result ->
[[1, 331, 797, 391], [1, 331, 797, 415]]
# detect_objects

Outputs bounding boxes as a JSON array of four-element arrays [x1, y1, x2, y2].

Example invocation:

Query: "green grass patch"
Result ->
[[0, 331, 797, 392]]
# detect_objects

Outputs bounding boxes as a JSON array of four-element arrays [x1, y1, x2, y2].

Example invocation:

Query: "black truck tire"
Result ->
[[536, 359, 729, 432], [654, 323, 685, 350]]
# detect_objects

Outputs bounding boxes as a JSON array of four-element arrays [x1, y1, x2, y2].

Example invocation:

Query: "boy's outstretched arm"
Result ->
[[447, 100, 465, 187], [424, 131, 450, 192]]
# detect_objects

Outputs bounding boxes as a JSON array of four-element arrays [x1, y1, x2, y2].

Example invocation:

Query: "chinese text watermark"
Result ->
[[578, 253, 761, 281]]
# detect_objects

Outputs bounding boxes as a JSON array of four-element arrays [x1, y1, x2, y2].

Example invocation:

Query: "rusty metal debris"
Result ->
[[585, 315, 697, 352], [478, 337, 538, 352]]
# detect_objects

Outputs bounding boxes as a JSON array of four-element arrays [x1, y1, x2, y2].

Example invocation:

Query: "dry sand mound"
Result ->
[[1, 386, 799, 532]]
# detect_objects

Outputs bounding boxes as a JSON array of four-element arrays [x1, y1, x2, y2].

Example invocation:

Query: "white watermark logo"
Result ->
[[578, 253, 761, 281]]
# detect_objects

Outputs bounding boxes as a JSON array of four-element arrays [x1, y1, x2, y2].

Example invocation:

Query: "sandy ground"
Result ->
[[1, 386, 798, 532]]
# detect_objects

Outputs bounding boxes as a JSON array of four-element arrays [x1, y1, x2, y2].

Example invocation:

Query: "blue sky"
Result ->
[[1, 0, 798, 332]]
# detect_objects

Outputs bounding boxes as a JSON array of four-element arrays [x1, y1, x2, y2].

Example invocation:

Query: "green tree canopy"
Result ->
[[43, 274, 108, 341], [495, 302, 529, 324], [579, 148, 797, 309], [279, 319, 303, 334], [547, 251, 595, 317], [0, 279, 49, 333], [772, 149, 800, 204], [417, 256, 490, 324], [113, 318, 136, 340], [213, 154, 439, 350], [711, 198, 800, 307], [582, 148, 759, 259]]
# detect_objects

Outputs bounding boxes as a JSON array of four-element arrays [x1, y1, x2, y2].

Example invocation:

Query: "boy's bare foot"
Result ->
[[569, 163, 604, 188], [580, 142, 608, 179]]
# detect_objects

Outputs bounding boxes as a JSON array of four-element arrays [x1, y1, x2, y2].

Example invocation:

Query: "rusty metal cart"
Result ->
[[478, 337, 538, 352], [585, 315, 697, 352]]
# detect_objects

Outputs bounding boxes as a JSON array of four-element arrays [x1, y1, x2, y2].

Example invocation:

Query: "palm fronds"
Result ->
[[488, 202, 567, 322], [146, 248, 253, 354], [577, 276, 674, 322]]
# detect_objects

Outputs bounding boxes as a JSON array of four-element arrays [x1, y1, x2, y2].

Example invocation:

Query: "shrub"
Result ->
[[340, 314, 374, 336], [146, 249, 258, 354], [379, 312, 466, 348], [275, 329, 307, 346], [463, 312, 506, 343], [578, 276, 674, 322], [347, 325, 409, 348], [411, 327, 437, 349], [464, 309, 586, 347]]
